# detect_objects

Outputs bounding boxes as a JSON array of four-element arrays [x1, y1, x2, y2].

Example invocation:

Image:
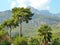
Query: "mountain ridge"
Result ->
[[0, 7, 60, 36], [0, 7, 60, 29]]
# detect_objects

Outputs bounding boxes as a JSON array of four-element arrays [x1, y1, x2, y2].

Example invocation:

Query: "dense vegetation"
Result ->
[[0, 7, 60, 45]]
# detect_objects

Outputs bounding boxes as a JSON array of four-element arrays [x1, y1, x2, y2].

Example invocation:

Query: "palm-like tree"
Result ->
[[12, 7, 34, 37], [2, 18, 15, 38], [0, 25, 3, 30], [38, 24, 52, 45]]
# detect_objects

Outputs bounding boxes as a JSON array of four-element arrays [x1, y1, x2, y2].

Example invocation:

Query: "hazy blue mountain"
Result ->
[[54, 13, 60, 17], [0, 7, 60, 26], [0, 10, 12, 23], [0, 7, 60, 37], [0, 7, 60, 25]]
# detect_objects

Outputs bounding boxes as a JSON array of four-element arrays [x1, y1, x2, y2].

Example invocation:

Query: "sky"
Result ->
[[0, 0, 60, 13]]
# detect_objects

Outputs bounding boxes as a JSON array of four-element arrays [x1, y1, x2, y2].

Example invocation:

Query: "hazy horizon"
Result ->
[[0, 0, 60, 14]]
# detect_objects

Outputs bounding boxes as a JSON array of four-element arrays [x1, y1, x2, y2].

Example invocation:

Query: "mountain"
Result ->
[[0, 7, 60, 29], [0, 10, 12, 23], [0, 7, 60, 37], [54, 13, 60, 17]]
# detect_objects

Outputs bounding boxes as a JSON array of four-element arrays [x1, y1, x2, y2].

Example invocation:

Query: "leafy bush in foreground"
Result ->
[[13, 37, 28, 45], [0, 40, 11, 45], [28, 37, 40, 45]]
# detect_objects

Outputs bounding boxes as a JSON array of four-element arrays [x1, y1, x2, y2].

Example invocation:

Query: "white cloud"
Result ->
[[10, 0, 51, 10], [16, 0, 30, 8], [28, 0, 51, 10], [11, 1, 16, 8]]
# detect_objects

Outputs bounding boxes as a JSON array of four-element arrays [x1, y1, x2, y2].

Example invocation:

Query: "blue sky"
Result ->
[[0, 0, 60, 13]]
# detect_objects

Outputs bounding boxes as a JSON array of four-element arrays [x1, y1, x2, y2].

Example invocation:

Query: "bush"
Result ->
[[52, 38, 60, 45], [28, 37, 40, 45], [0, 30, 6, 38], [13, 37, 28, 45], [0, 40, 11, 45]]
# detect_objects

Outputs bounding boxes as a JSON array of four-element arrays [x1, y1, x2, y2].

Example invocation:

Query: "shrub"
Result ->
[[28, 37, 40, 45], [13, 37, 28, 45], [0, 40, 11, 45], [52, 38, 60, 45]]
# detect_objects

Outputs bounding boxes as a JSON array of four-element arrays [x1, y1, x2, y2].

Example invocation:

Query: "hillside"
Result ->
[[0, 7, 60, 37], [0, 10, 12, 23]]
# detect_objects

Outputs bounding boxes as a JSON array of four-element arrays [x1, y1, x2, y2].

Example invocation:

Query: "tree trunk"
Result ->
[[44, 41, 48, 45], [19, 16, 23, 37], [10, 28, 11, 38], [20, 22, 23, 37], [42, 35, 48, 45], [9, 27, 12, 38], [42, 42, 48, 45]]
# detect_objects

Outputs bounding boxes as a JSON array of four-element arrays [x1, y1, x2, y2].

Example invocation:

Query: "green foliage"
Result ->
[[38, 24, 52, 33], [13, 37, 28, 45], [12, 7, 34, 37], [2, 17, 18, 28], [0, 25, 3, 30], [12, 7, 34, 23], [0, 40, 11, 45], [2, 19, 13, 28], [38, 24, 52, 45], [13, 18, 19, 28], [52, 38, 60, 45], [0, 7, 60, 45], [0, 30, 6, 38], [1, 17, 19, 38], [28, 37, 40, 45], [1, 20, 13, 38]]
